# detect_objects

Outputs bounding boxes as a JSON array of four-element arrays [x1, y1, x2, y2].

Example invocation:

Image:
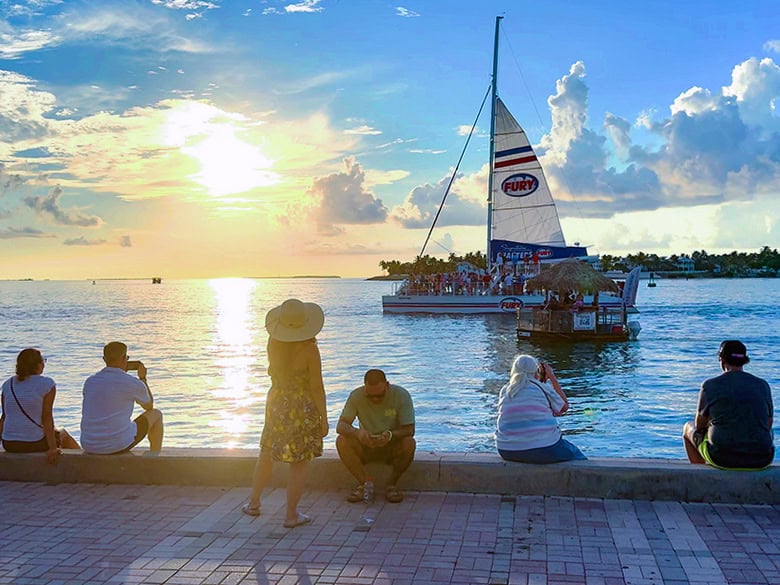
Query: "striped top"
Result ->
[[495, 380, 564, 451]]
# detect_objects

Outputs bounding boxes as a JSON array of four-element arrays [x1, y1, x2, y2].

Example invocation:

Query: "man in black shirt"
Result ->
[[683, 340, 774, 469]]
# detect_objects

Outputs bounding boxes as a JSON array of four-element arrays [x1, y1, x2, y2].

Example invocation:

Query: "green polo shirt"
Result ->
[[340, 384, 415, 435]]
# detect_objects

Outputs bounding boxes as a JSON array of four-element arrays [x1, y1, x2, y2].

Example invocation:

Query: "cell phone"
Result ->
[[126, 360, 141, 371]]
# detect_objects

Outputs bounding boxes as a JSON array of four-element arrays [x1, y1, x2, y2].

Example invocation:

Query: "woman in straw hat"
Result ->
[[242, 299, 328, 528]]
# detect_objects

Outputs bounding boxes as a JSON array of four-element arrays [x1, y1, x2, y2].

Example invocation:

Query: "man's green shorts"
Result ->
[[697, 437, 771, 471]]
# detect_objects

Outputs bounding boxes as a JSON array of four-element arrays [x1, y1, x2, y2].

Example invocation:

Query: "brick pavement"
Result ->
[[1, 481, 779, 585]]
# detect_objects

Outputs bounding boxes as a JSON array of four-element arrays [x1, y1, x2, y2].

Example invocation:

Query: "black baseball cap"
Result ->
[[718, 340, 750, 365]]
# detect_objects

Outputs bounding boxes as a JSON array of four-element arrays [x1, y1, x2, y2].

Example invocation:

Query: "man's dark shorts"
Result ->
[[108, 413, 150, 455], [352, 437, 406, 464], [691, 428, 773, 470]]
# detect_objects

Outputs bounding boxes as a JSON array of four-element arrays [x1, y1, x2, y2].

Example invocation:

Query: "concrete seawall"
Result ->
[[1, 448, 777, 504]]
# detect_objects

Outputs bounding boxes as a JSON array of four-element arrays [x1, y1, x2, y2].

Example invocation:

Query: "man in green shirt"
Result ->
[[336, 369, 416, 503]]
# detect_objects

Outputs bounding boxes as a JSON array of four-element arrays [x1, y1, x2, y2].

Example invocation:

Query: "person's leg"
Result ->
[[58, 428, 80, 449], [388, 436, 416, 486], [141, 409, 163, 452], [247, 450, 273, 510], [336, 434, 367, 484], [682, 421, 706, 464], [285, 460, 309, 525]]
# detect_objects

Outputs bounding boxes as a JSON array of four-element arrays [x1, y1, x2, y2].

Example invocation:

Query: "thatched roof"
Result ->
[[525, 258, 619, 293]]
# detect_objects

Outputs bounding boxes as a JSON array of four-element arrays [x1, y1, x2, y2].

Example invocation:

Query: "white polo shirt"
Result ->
[[80, 367, 150, 454]]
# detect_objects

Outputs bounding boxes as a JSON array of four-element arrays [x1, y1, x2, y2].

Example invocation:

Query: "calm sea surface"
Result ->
[[1, 277, 778, 459]]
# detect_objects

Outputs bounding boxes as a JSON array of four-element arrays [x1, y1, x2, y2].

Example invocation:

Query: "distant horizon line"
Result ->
[[0, 275, 364, 282]]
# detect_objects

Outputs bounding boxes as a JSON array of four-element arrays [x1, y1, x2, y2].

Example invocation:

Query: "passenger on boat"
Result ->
[[336, 369, 415, 504], [0, 348, 80, 463], [571, 294, 585, 312], [495, 355, 586, 464], [682, 340, 774, 470]]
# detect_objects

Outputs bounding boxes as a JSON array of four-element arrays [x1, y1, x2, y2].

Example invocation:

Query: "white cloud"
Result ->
[[764, 40, 780, 54], [409, 148, 446, 154], [284, 0, 324, 14], [151, 0, 219, 12], [344, 125, 381, 135], [530, 56, 780, 219], [457, 124, 479, 136], [391, 169, 485, 229], [58, 4, 215, 53], [395, 7, 420, 17], [363, 168, 409, 187], [0, 28, 60, 59]]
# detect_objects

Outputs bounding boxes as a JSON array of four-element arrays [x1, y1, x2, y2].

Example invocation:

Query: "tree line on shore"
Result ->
[[379, 247, 780, 276]]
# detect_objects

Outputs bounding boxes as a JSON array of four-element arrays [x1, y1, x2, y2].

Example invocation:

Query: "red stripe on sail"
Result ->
[[495, 155, 537, 168]]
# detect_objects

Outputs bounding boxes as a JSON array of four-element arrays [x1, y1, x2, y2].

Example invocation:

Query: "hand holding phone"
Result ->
[[537, 361, 547, 382], [126, 360, 141, 371]]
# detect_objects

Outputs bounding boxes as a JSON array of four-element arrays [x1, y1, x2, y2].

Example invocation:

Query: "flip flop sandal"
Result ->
[[283, 512, 312, 529], [241, 503, 261, 517], [385, 485, 404, 503], [346, 484, 365, 503]]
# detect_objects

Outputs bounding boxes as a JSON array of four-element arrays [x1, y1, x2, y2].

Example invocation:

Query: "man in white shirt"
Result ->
[[80, 342, 164, 454]]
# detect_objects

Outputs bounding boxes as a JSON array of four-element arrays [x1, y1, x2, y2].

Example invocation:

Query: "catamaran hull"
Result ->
[[381, 294, 629, 315]]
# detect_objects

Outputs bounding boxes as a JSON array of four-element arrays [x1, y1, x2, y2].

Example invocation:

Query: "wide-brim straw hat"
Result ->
[[265, 298, 324, 342]]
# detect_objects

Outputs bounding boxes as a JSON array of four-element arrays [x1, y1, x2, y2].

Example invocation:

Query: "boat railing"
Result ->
[[392, 277, 502, 297], [517, 306, 627, 335]]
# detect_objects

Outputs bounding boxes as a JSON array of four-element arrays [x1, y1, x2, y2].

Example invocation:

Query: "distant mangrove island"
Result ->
[[376, 246, 780, 278]]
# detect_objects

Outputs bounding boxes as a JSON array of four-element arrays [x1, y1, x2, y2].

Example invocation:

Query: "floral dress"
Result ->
[[260, 368, 323, 463]]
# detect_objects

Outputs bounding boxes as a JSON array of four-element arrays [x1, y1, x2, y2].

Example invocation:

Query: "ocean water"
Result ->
[[0, 277, 778, 459]]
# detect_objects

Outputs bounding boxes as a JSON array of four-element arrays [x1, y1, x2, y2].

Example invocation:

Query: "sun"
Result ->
[[162, 101, 280, 197]]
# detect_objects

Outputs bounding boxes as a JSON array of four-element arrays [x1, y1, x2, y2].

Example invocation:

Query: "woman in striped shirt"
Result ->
[[495, 355, 585, 463]]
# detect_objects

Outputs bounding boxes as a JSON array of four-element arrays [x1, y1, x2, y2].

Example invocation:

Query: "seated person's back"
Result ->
[[80, 341, 163, 455]]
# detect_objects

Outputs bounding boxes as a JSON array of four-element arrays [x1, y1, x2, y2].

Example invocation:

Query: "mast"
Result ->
[[486, 16, 502, 272]]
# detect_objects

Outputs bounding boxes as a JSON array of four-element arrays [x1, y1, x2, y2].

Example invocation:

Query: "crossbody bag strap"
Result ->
[[8, 377, 43, 429]]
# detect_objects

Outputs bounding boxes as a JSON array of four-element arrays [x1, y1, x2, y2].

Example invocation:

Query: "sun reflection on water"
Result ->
[[207, 278, 259, 443]]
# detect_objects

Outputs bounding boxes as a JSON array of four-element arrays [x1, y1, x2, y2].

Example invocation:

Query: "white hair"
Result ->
[[504, 354, 539, 398]]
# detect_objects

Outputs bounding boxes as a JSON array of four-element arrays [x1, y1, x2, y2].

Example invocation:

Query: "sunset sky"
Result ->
[[1, 0, 779, 279]]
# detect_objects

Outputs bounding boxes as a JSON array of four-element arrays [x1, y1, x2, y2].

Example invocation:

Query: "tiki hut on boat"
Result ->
[[525, 258, 619, 295]]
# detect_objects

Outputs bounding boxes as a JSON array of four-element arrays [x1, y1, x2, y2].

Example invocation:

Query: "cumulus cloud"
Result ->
[[285, 0, 324, 13], [391, 171, 485, 229], [307, 157, 388, 233], [0, 226, 54, 239], [531, 56, 780, 218], [63, 236, 107, 246], [24, 185, 102, 227]]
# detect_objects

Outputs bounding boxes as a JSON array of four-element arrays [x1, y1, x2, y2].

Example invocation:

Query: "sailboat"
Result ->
[[382, 17, 640, 315]]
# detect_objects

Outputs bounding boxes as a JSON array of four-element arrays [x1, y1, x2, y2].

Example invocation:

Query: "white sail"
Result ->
[[491, 98, 566, 247]]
